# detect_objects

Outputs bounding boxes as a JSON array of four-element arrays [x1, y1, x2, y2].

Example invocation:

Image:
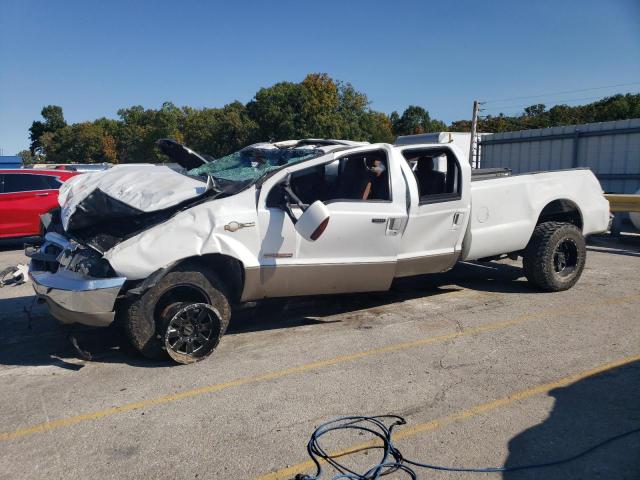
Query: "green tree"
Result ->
[[336, 81, 372, 140], [389, 111, 400, 127], [591, 94, 640, 122], [246, 81, 302, 141], [29, 105, 67, 155], [298, 73, 342, 138], [18, 149, 36, 165], [117, 102, 185, 163], [360, 111, 394, 143], [548, 105, 578, 126], [524, 104, 546, 117], [449, 119, 471, 132], [392, 105, 443, 136], [38, 122, 119, 164], [246, 73, 378, 142], [182, 102, 258, 158]]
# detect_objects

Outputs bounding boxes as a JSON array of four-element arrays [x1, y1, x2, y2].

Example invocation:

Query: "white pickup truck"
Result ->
[[28, 138, 610, 363]]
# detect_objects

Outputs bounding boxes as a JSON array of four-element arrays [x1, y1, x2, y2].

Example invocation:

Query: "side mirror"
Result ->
[[294, 200, 330, 241]]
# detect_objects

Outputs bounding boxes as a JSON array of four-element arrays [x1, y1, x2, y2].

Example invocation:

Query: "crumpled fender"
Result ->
[[104, 189, 260, 280]]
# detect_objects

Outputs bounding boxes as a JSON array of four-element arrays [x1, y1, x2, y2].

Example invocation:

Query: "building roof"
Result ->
[[0, 155, 22, 169], [0, 155, 22, 164]]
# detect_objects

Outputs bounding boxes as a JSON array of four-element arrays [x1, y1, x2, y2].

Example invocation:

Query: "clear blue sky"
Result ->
[[1, 0, 639, 154]]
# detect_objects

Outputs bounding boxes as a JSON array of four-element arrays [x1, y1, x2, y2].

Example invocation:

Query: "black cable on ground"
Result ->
[[295, 415, 640, 480]]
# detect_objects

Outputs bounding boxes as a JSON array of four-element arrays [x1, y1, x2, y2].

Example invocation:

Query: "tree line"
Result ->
[[450, 94, 640, 132], [22, 73, 640, 164]]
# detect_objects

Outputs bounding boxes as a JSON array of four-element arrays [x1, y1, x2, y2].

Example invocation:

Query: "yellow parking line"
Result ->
[[256, 353, 640, 480], [1, 293, 639, 443]]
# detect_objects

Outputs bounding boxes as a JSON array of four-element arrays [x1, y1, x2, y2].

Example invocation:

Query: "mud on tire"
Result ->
[[522, 221, 586, 292], [118, 265, 231, 363]]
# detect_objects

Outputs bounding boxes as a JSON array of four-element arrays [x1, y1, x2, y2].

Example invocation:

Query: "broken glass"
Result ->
[[188, 147, 324, 183]]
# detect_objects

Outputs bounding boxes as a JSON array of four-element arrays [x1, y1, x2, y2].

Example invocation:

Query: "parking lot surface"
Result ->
[[0, 235, 639, 479]]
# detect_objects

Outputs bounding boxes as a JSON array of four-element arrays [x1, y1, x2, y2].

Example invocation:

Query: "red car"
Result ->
[[0, 169, 79, 239]]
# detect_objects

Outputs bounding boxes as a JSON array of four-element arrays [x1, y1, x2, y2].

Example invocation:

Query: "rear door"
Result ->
[[0, 173, 61, 238], [395, 146, 471, 276]]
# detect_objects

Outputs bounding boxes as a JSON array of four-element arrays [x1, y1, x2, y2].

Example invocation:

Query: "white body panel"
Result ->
[[105, 188, 261, 279], [462, 169, 610, 261], [395, 146, 471, 274]]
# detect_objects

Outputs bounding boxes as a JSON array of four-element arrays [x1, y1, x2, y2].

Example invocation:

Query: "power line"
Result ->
[[482, 82, 640, 104]]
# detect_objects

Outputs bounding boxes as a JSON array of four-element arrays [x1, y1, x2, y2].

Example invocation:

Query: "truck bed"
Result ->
[[461, 168, 610, 261]]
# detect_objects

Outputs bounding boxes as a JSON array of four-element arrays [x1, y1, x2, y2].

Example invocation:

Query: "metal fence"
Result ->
[[478, 118, 640, 194]]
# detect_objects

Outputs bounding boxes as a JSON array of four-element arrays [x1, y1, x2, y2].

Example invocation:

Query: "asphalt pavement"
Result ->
[[0, 234, 638, 479]]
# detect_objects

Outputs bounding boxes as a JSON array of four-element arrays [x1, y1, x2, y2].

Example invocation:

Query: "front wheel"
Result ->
[[522, 221, 586, 292], [118, 266, 231, 364]]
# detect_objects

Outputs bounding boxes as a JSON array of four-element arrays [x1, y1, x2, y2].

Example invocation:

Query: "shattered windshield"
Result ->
[[188, 146, 324, 185]]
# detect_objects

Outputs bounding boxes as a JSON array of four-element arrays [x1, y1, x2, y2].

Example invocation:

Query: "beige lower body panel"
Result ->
[[394, 252, 460, 278], [241, 262, 396, 301], [241, 253, 461, 301]]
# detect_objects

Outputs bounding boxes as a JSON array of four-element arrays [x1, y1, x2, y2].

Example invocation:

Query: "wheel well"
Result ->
[[175, 253, 245, 303], [537, 199, 583, 230]]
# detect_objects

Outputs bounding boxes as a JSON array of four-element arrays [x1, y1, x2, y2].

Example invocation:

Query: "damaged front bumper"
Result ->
[[28, 233, 126, 327]]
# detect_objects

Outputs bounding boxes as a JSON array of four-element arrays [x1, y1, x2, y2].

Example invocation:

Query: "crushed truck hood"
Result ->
[[59, 165, 210, 231]]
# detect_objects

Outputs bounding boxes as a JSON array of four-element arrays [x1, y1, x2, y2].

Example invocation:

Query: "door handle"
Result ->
[[371, 218, 386, 223], [453, 212, 463, 225], [35, 193, 50, 197]]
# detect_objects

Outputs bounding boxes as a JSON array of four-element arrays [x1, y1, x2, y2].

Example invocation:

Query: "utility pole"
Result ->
[[469, 100, 479, 168]]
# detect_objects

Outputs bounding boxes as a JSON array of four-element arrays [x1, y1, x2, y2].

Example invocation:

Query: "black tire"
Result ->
[[118, 265, 231, 363], [522, 221, 586, 292]]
